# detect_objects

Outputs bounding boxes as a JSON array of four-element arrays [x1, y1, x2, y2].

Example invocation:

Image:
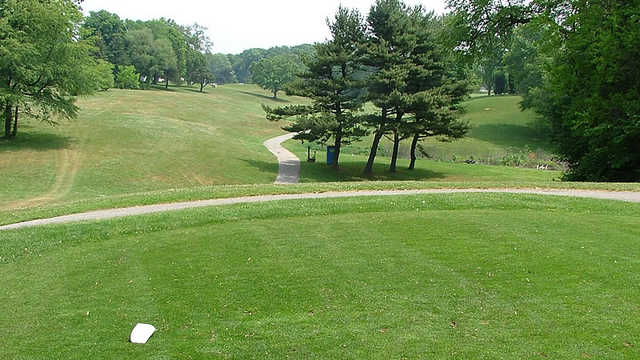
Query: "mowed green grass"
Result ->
[[1, 194, 639, 358], [0, 85, 302, 208]]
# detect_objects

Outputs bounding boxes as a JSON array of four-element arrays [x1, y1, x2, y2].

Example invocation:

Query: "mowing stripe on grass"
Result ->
[[1, 188, 639, 231]]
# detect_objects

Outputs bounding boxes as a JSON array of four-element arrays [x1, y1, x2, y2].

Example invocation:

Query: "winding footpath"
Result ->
[[1, 188, 639, 231], [1, 133, 638, 231], [263, 132, 300, 184]]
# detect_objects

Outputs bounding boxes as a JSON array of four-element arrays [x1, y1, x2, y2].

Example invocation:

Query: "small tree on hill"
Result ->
[[250, 55, 299, 98]]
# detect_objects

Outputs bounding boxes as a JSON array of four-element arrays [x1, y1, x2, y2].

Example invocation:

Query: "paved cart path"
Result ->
[[264, 133, 300, 184], [1, 188, 639, 231]]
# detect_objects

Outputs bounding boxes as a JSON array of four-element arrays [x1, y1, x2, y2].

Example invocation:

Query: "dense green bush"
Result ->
[[115, 65, 140, 89]]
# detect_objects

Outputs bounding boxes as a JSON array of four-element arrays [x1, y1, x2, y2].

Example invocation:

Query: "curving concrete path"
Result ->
[[264, 133, 300, 184], [1, 188, 639, 231]]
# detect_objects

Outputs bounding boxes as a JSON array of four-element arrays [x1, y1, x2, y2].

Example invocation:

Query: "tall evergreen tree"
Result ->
[[263, 7, 368, 167], [363, 0, 451, 173]]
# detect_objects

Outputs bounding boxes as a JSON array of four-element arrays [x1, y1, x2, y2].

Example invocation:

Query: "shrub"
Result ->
[[115, 65, 140, 89]]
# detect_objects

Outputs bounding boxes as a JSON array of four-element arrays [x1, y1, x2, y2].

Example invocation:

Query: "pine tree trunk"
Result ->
[[409, 134, 419, 170], [200, 81, 204, 93], [364, 109, 387, 174], [333, 126, 343, 167], [165, 78, 169, 89], [390, 129, 400, 173], [11, 105, 18, 137], [4, 102, 12, 138]]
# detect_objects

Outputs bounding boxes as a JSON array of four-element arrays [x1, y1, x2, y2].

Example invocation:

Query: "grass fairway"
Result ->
[[2, 194, 639, 359], [0, 85, 302, 209]]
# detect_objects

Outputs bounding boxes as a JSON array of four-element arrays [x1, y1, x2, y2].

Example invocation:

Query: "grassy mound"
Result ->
[[2, 194, 639, 358]]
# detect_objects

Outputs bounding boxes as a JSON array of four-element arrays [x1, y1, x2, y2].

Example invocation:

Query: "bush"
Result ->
[[93, 60, 114, 91], [115, 65, 140, 89]]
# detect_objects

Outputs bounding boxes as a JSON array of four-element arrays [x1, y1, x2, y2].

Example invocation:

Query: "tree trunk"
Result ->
[[333, 126, 343, 167], [389, 129, 400, 173], [11, 105, 18, 137], [364, 109, 387, 174], [273, 90, 278, 99], [409, 134, 419, 170], [200, 81, 205, 93], [165, 77, 169, 89], [4, 102, 12, 138]]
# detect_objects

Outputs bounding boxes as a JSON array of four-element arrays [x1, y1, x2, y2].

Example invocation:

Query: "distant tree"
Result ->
[[152, 38, 178, 89], [503, 24, 545, 95], [187, 52, 213, 92], [115, 65, 140, 89], [126, 28, 156, 87], [207, 54, 235, 84], [82, 10, 129, 67], [1, 0, 99, 138], [493, 70, 506, 95], [263, 7, 368, 167], [91, 60, 115, 91], [232, 48, 267, 83], [250, 55, 299, 98]]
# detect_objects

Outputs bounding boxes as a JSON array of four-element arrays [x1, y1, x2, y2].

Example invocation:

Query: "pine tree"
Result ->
[[263, 7, 368, 167]]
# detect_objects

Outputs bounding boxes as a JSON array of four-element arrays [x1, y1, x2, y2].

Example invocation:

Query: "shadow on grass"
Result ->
[[0, 131, 71, 152], [238, 91, 291, 103], [298, 159, 447, 183], [471, 123, 551, 150]]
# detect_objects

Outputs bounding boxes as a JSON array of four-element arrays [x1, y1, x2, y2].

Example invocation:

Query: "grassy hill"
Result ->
[[2, 194, 639, 358], [1, 85, 560, 218], [0, 85, 299, 210]]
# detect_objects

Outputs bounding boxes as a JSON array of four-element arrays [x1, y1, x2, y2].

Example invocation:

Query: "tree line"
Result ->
[[0, 0, 313, 138], [265, 0, 472, 174]]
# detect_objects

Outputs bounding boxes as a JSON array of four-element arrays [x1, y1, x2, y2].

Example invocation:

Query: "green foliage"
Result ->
[[206, 53, 235, 84], [503, 24, 545, 95], [0, 0, 100, 137], [114, 65, 139, 89], [448, 0, 640, 181], [90, 60, 115, 91], [250, 55, 300, 98], [526, 1, 640, 181], [81, 10, 128, 66], [493, 70, 506, 95], [264, 7, 368, 166]]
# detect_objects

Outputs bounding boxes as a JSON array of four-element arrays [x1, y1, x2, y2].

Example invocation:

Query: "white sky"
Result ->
[[80, 0, 448, 54]]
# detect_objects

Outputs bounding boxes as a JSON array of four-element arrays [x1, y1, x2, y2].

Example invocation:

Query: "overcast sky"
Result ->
[[80, 0, 449, 54]]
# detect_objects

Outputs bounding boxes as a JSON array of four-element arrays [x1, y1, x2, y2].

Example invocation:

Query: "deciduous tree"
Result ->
[[0, 0, 99, 138]]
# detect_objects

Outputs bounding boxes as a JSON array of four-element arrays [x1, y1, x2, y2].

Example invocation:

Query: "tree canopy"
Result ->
[[0, 0, 101, 138], [447, 0, 640, 181]]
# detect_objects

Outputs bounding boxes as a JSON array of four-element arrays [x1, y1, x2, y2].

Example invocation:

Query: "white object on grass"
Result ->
[[130, 323, 156, 344]]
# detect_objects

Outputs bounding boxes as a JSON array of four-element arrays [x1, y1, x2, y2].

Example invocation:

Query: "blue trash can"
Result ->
[[327, 146, 336, 165]]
